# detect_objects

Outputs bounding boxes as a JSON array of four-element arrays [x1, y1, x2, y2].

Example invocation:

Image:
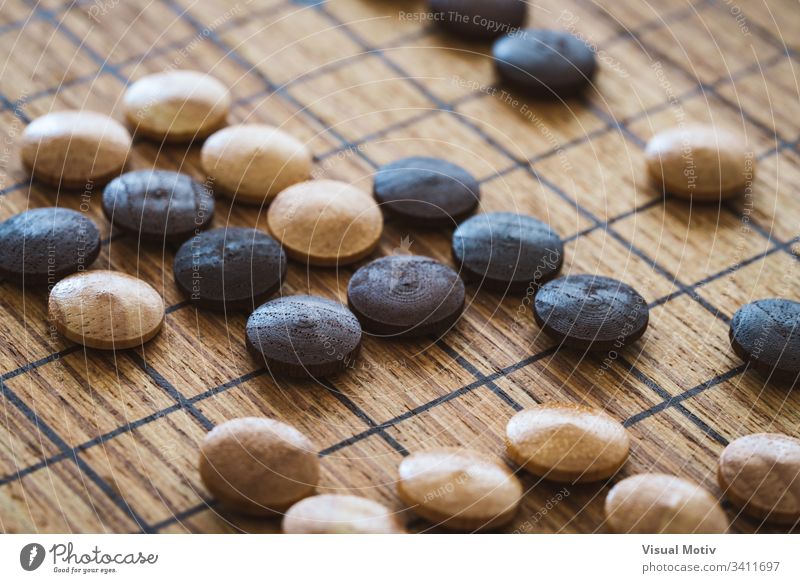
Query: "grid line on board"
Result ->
[[0, 0, 796, 534], [170, 0, 754, 450]]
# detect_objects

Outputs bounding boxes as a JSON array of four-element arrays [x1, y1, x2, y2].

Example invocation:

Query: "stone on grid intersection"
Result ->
[[268, 180, 383, 266], [506, 403, 630, 483], [452, 212, 563, 292], [123, 70, 231, 143], [645, 124, 755, 201], [199, 417, 320, 516], [173, 227, 287, 311], [245, 295, 362, 378], [48, 270, 165, 350], [718, 433, 800, 525], [533, 274, 649, 351], [373, 157, 480, 227], [201, 124, 312, 205], [428, 0, 528, 40], [283, 494, 405, 534], [347, 255, 465, 338], [397, 447, 523, 531], [605, 474, 729, 534], [729, 299, 800, 384], [492, 29, 597, 98], [21, 110, 132, 188], [0, 207, 101, 286], [102, 169, 214, 244]]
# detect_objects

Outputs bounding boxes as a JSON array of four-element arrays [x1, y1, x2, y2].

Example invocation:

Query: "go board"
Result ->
[[0, 0, 799, 533]]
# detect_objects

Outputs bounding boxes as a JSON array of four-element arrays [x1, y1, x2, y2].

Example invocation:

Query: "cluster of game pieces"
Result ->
[[1, 0, 798, 533], [430, 0, 597, 98], [199, 412, 800, 532]]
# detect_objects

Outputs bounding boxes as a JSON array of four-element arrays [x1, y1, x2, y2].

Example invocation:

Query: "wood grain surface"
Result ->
[[0, 0, 799, 534]]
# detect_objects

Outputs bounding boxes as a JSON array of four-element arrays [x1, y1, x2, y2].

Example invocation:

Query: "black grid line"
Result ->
[[648, 236, 800, 310], [318, 347, 559, 459], [703, 0, 800, 62], [321, 379, 410, 457], [2, 222, 788, 493], [304, 1, 749, 333], [148, 498, 215, 532], [0, 0, 797, 533], [582, 1, 800, 262], [0, 345, 80, 382], [0, 93, 31, 124], [31, 3, 129, 86], [0, 402, 183, 487], [0, 378, 152, 531], [436, 339, 525, 412], [624, 364, 748, 428], [0, 17, 32, 36], [127, 352, 214, 431], [0, 16, 428, 120], [617, 356, 730, 445]]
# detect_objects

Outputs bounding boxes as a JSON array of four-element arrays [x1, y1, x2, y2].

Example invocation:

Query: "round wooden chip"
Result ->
[[645, 124, 755, 200], [173, 227, 287, 311], [372, 157, 480, 227], [246, 295, 362, 378], [123, 70, 230, 142], [347, 255, 465, 338], [201, 124, 312, 204], [534, 274, 649, 351], [397, 447, 522, 531], [718, 433, 800, 525], [21, 110, 132, 188], [282, 494, 404, 534], [452, 212, 563, 291], [506, 404, 630, 482], [199, 417, 319, 516], [729, 299, 800, 384], [48, 270, 165, 350], [267, 180, 383, 266], [493, 29, 597, 98], [102, 169, 214, 243], [0, 207, 101, 286], [605, 473, 729, 534]]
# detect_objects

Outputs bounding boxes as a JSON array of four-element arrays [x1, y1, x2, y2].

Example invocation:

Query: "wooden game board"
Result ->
[[0, 0, 798, 534]]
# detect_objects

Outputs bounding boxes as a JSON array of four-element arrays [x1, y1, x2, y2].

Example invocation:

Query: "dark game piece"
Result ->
[[730, 299, 800, 383], [246, 295, 362, 378], [102, 169, 214, 243], [173, 227, 287, 311], [0, 207, 101, 286], [373, 157, 480, 227], [492, 29, 597, 98], [428, 0, 527, 40], [533, 274, 649, 351], [347, 255, 465, 338], [452, 212, 563, 292]]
